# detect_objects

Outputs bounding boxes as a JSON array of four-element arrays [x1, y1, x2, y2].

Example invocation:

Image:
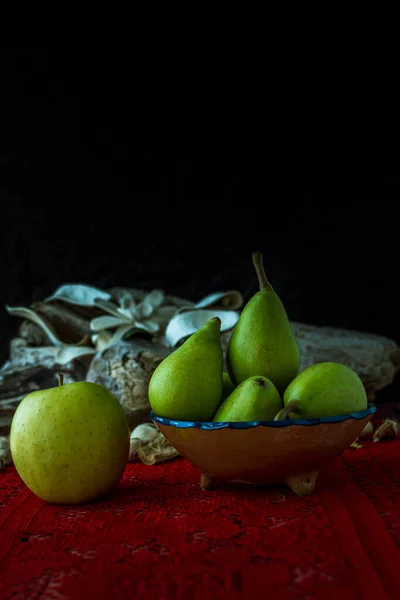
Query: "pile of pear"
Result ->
[[149, 252, 368, 423]]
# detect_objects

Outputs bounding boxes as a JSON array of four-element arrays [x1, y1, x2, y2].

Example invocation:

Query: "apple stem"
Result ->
[[252, 251, 273, 291], [58, 372, 64, 386], [274, 400, 300, 421]]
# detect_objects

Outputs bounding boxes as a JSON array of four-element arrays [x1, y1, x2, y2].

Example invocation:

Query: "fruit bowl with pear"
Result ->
[[149, 252, 376, 496], [10, 374, 131, 504]]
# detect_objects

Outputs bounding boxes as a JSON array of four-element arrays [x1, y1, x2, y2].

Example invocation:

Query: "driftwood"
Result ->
[[292, 322, 400, 401], [32, 300, 95, 343], [2, 317, 400, 438], [1, 286, 400, 469], [86, 339, 171, 429], [220, 323, 400, 401], [0, 337, 88, 436]]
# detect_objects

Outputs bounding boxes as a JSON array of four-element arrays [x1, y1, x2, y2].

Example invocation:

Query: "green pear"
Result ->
[[149, 316, 223, 421], [283, 361, 368, 419], [213, 375, 282, 422], [10, 377, 130, 504], [227, 251, 300, 392], [222, 372, 236, 400]]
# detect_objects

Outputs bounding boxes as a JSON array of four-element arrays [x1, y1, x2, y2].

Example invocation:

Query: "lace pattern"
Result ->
[[1, 441, 400, 599]]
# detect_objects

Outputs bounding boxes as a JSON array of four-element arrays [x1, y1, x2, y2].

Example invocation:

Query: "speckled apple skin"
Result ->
[[10, 382, 130, 504], [284, 362, 368, 418]]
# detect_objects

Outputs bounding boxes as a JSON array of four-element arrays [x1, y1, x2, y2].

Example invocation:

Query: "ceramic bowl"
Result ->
[[151, 404, 376, 496]]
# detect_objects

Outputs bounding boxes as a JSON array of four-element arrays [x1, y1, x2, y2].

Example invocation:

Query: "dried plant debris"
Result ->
[[359, 422, 375, 439], [349, 440, 365, 450], [0, 422, 180, 473], [129, 423, 159, 457], [129, 423, 180, 466], [350, 418, 399, 449], [2, 284, 400, 466], [19, 320, 50, 346], [5, 306, 96, 364], [373, 419, 399, 442], [5, 285, 400, 397]]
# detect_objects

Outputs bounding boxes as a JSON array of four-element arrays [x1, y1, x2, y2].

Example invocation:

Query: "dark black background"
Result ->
[[1, 50, 399, 400]]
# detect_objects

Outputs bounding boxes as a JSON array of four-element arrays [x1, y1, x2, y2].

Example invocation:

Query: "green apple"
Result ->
[[10, 378, 130, 504]]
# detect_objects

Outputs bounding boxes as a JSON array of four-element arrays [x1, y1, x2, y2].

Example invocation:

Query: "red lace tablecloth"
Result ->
[[1, 440, 400, 600]]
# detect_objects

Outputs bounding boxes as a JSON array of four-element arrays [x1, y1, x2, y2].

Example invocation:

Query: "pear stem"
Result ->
[[252, 251, 273, 291], [58, 372, 64, 387], [274, 400, 300, 421]]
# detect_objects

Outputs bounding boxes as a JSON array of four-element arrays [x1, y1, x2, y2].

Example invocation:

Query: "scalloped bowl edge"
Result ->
[[150, 403, 376, 430]]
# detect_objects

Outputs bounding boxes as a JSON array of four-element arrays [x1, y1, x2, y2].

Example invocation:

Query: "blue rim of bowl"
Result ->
[[150, 404, 376, 430]]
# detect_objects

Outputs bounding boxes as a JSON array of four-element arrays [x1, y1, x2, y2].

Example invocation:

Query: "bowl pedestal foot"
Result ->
[[200, 474, 216, 490], [285, 470, 319, 496]]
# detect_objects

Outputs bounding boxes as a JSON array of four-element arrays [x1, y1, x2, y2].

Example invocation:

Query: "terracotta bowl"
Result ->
[[151, 404, 376, 496]]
